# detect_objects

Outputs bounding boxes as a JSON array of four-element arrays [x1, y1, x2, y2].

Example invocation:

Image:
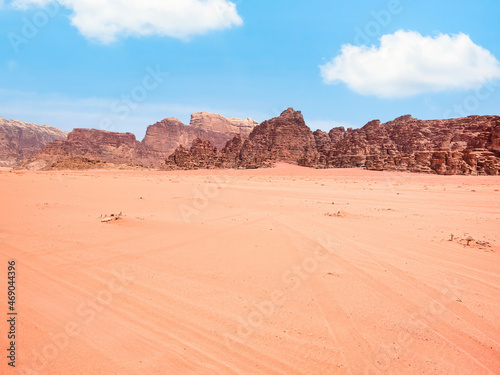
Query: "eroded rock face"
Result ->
[[0, 117, 67, 167], [163, 136, 274, 170], [141, 117, 191, 155], [67, 128, 138, 148], [17, 128, 165, 170], [329, 115, 500, 175], [164, 108, 318, 170], [248, 108, 319, 166], [313, 130, 332, 166], [218, 134, 245, 168], [190, 112, 258, 136], [227, 117, 260, 135], [12, 110, 500, 175], [163, 111, 500, 175], [17, 112, 259, 170], [142, 113, 258, 155], [165, 139, 220, 170]]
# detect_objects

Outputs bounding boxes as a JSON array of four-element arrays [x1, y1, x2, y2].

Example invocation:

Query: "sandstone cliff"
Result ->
[[16, 112, 259, 170], [165, 139, 220, 170], [0, 117, 67, 167], [164, 109, 320, 170], [16, 128, 166, 170], [163, 110, 500, 175], [324, 115, 500, 175], [11, 109, 500, 175], [190, 112, 257, 136], [142, 113, 258, 155], [247, 108, 319, 166]]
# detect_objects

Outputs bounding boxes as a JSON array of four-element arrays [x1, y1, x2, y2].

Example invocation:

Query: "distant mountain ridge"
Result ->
[[0, 117, 68, 167], [142, 112, 258, 156], [15, 112, 259, 170], [314, 114, 500, 174], [164, 109, 500, 175], [7, 109, 500, 175]]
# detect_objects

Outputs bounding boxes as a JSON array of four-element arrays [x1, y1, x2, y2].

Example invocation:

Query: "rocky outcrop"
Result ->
[[164, 111, 500, 175], [164, 109, 318, 170], [163, 136, 274, 170], [0, 117, 67, 167], [165, 139, 220, 170], [141, 117, 190, 155], [313, 130, 332, 166], [16, 112, 259, 170], [11, 109, 500, 175], [16, 128, 165, 170], [190, 112, 257, 136], [248, 108, 320, 166], [141, 117, 223, 155], [326, 115, 500, 175], [142, 113, 258, 155]]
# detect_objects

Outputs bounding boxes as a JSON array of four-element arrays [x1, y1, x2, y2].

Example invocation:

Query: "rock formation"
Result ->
[[16, 128, 166, 170], [10, 109, 500, 175], [0, 117, 67, 167], [165, 139, 220, 170], [164, 109, 321, 170], [190, 112, 257, 136], [141, 117, 193, 155], [164, 110, 500, 175], [323, 115, 500, 175], [141, 117, 224, 155], [247, 108, 319, 166], [16, 112, 259, 170], [142, 113, 258, 155]]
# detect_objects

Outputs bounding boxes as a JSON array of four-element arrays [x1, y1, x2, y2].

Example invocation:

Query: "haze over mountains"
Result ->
[[2, 109, 499, 175]]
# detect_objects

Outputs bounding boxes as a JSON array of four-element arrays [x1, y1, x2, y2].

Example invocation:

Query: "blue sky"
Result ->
[[0, 0, 499, 137]]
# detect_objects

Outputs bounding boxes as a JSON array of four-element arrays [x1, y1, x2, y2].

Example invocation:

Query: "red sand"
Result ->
[[0, 164, 499, 374]]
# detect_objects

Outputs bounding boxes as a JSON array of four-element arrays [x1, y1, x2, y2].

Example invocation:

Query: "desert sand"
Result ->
[[0, 163, 499, 374]]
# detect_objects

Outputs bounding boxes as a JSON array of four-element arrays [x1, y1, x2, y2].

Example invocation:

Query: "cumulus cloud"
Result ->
[[320, 30, 500, 98], [11, 0, 243, 43]]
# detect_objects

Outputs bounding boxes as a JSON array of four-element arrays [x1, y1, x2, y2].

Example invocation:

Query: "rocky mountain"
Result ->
[[15, 112, 259, 170], [142, 113, 258, 155], [10, 108, 500, 175], [142, 117, 202, 156], [0, 117, 67, 167], [17, 128, 167, 170], [190, 112, 258, 136], [164, 109, 500, 175], [165, 138, 221, 170], [246, 108, 319, 165], [320, 115, 500, 175], [164, 109, 316, 170]]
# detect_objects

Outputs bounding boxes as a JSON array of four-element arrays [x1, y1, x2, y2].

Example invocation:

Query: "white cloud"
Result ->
[[320, 30, 500, 98], [11, 0, 243, 43]]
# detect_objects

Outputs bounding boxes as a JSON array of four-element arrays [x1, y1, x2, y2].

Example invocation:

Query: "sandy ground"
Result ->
[[0, 163, 499, 375]]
